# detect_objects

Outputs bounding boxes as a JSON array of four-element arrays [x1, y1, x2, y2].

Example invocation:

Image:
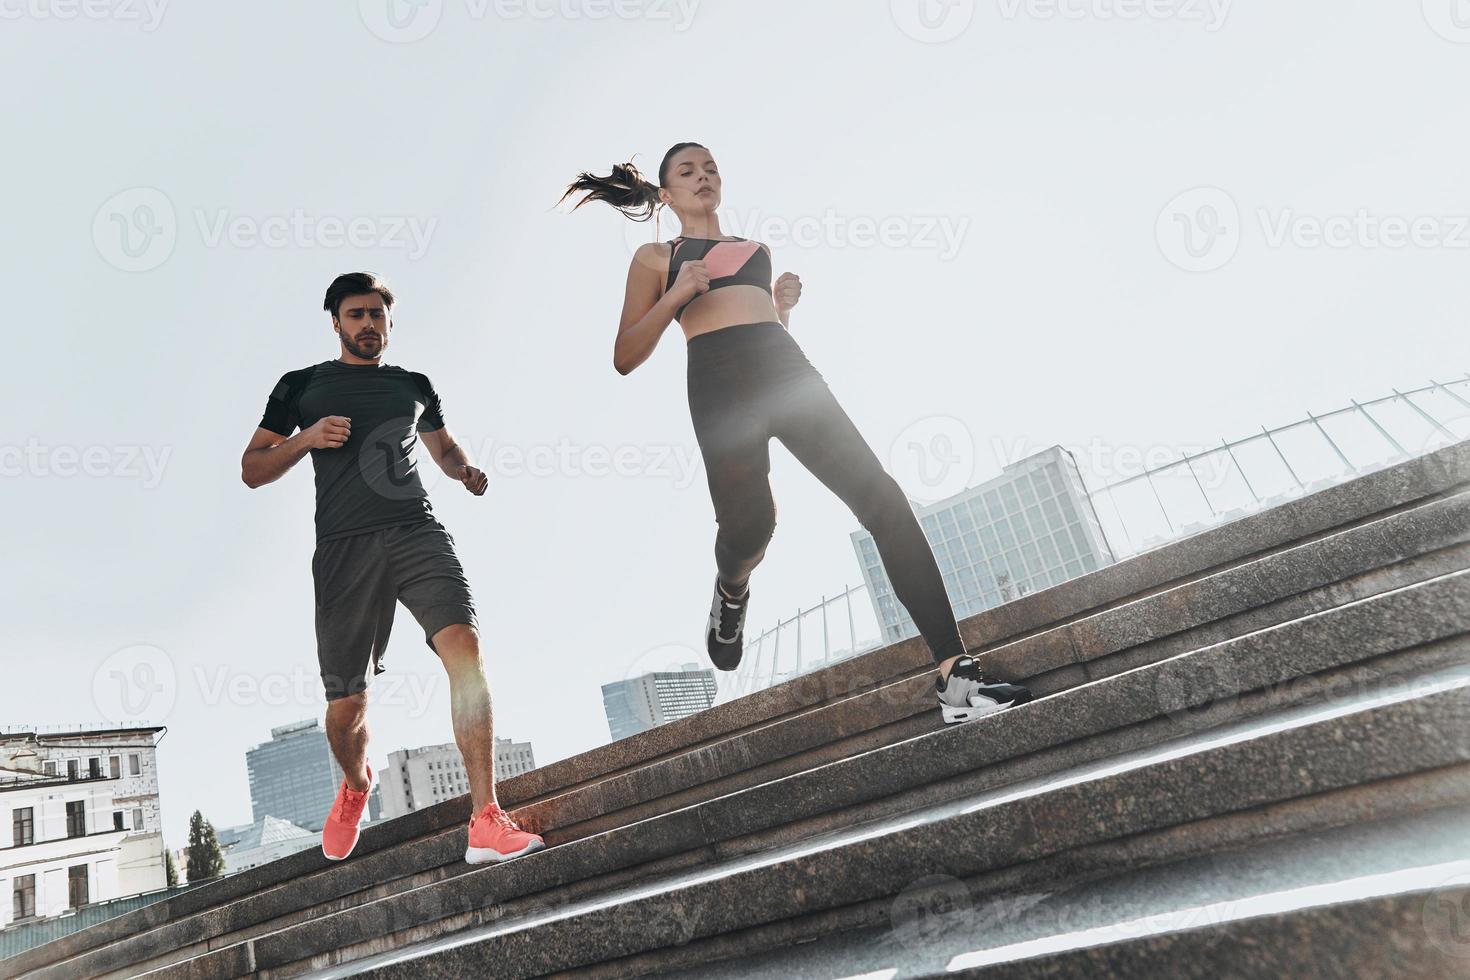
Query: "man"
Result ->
[[241, 272, 542, 865]]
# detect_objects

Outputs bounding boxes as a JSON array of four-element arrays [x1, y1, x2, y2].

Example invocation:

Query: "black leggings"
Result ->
[[686, 321, 965, 665]]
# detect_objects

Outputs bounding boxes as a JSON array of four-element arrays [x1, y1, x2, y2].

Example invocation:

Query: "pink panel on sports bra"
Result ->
[[702, 240, 762, 279]]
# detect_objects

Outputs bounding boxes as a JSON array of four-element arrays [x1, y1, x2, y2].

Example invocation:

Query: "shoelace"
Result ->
[[333, 783, 368, 824], [716, 595, 746, 639], [475, 805, 519, 832]]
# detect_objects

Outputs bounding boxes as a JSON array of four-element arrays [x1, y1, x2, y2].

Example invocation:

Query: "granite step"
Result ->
[[650, 797, 1470, 980], [304, 660, 1470, 978], [139, 573, 1470, 980]]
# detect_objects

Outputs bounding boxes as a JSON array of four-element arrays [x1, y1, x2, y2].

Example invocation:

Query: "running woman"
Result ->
[[240, 272, 543, 862], [562, 143, 1033, 724]]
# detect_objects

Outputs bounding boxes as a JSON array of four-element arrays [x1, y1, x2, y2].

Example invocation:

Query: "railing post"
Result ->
[[1430, 376, 1470, 413], [820, 595, 830, 666], [1307, 411, 1357, 475], [1222, 438, 1262, 504], [845, 585, 857, 651], [1142, 468, 1176, 534], [1352, 399, 1408, 457], [1393, 387, 1457, 443], [1181, 450, 1217, 516], [1262, 426, 1306, 490]]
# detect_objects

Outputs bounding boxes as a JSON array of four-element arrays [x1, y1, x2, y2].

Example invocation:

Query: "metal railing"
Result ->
[[720, 583, 884, 703], [1074, 375, 1469, 561]]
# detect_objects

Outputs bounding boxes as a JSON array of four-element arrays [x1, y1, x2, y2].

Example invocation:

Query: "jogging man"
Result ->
[[240, 272, 543, 865]]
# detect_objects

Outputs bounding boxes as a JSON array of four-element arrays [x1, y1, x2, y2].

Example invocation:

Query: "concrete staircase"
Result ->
[[6, 440, 1469, 980]]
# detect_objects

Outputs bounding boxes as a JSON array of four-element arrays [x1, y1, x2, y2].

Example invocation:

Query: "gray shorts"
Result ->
[[312, 519, 478, 701]]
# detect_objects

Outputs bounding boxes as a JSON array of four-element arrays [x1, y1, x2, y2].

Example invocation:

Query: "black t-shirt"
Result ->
[[258, 360, 447, 543]]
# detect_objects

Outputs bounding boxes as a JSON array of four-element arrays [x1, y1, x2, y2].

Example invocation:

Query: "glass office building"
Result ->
[[853, 446, 1115, 645], [245, 720, 346, 834], [601, 665, 719, 742]]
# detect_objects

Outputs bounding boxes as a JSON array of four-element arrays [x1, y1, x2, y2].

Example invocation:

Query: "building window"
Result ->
[[128, 754, 141, 776], [42, 761, 57, 777], [13, 807, 35, 847], [13, 875, 36, 920], [68, 865, 89, 908], [109, 756, 121, 779], [113, 811, 125, 831], [67, 759, 79, 781], [66, 800, 87, 838], [88, 758, 102, 779], [132, 807, 145, 832]]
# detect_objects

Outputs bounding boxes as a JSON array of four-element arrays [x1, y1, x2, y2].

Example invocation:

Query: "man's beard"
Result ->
[[340, 331, 385, 360]]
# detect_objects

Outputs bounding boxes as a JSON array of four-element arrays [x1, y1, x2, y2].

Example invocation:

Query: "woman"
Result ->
[[561, 142, 1032, 724]]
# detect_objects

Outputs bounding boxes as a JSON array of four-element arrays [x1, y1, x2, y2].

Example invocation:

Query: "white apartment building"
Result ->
[[0, 726, 167, 928], [378, 738, 537, 819]]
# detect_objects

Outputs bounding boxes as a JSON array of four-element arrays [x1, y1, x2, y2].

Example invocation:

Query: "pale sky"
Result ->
[[1, 0, 1466, 851]]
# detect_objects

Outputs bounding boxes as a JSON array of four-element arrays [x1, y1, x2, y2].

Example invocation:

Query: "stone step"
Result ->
[[162, 578, 1469, 980], [648, 798, 1470, 979], [308, 664, 1470, 978]]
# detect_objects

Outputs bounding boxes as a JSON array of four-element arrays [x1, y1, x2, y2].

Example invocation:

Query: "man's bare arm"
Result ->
[[241, 417, 349, 489], [421, 427, 488, 495]]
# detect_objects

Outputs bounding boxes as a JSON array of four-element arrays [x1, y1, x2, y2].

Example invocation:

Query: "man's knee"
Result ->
[[432, 623, 483, 670], [719, 502, 777, 552], [326, 691, 367, 724], [853, 473, 913, 533]]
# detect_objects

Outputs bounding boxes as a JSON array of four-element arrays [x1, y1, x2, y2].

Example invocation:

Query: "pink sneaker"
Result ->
[[322, 765, 373, 861], [465, 802, 544, 864]]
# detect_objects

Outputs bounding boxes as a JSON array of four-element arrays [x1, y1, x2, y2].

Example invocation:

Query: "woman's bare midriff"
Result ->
[[674, 285, 783, 342]]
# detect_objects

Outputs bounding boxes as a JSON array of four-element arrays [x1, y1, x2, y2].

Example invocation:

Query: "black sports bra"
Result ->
[[664, 236, 773, 321]]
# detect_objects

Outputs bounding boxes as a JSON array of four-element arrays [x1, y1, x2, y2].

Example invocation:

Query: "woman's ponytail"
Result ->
[[559, 161, 663, 221]]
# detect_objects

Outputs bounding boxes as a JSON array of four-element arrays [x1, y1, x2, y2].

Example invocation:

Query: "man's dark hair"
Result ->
[[323, 272, 396, 319]]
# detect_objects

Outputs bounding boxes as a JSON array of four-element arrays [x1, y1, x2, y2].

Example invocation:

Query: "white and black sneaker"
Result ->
[[705, 578, 749, 671], [936, 656, 1033, 724]]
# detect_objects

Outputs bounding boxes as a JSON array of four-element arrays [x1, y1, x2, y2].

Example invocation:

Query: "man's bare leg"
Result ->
[[325, 692, 371, 792], [432, 623, 498, 812]]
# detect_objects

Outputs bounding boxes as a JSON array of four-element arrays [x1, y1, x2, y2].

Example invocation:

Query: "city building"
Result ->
[[853, 446, 1115, 645], [0, 726, 168, 928], [378, 738, 537, 819], [601, 665, 718, 741], [245, 720, 346, 834], [213, 816, 318, 875]]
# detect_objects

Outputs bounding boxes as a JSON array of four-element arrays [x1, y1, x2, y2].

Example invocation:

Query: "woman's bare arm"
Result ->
[[612, 243, 705, 375]]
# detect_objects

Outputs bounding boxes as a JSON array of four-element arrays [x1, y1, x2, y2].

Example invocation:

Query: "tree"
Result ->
[[185, 810, 225, 883], [164, 848, 179, 887]]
